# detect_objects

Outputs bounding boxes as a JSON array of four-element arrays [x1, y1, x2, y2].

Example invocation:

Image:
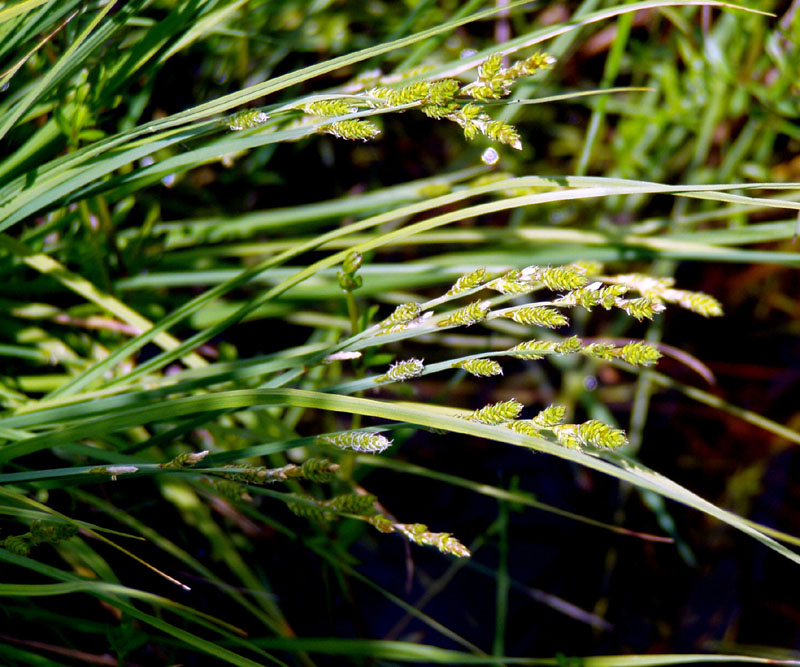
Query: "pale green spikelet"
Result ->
[[509, 339, 558, 359], [478, 53, 503, 81], [393, 81, 432, 104], [369, 514, 395, 533], [618, 341, 662, 366], [323, 493, 377, 516], [583, 342, 619, 361], [557, 282, 626, 310], [487, 269, 534, 294], [500, 306, 569, 328], [507, 419, 542, 436], [556, 336, 583, 354], [508, 52, 556, 77], [287, 494, 328, 522], [396, 522, 471, 557], [671, 290, 724, 317], [367, 516, 469, 556], [438, 300, 490, 327], [421, 102, 460, 118], [599, 284, 630, 309], [426, 79, 460, 104], [318, 431, 393, 454], [464, 52, 554, 102], [557, 283, 603, 308], [483, 120, 522, 150], [618, 297, 666, 321], [3, 534, 30, 556], [468, 399, 524, 425], [610, 274, 723, 317], [324, 119, 380, 141], [29, 520, 78, 545], [452, 358, 503, 377], [380, 302, 421, 328], [577, 419, 628, 448], [228, 109, 269, 130], [212, 479, 252, 503], [302, 99, 356, 116], [533, 404, 567, 427], [375, 358, 424, 383], [222, 463, 286, 484], [366, 86, 396, 106], [300, 457, 339, 483], [160, 450, 209, 469], [446, 268, 487, 296], [552, 424, 582, 449], [525, 265, 589, 291]]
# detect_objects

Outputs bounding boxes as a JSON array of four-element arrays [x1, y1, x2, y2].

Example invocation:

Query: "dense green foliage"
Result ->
[[0, 0, 799, 665]]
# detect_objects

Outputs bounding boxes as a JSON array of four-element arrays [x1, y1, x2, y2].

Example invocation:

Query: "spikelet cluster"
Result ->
[[617, 297, 667, 321], [366, 79, 461, 109], [375, 358, 425, 383], [324, 493, 376, 516], [452, 358, 503, 377], [288, 493, 377, 522], [377, 303, 426, 336], [509, 339, 557, 359], [287, 494, 328, 522], [499, 306, 569, 328], [228, 109, 269, 130], [524, 265, 589, 291], [486, 269, 535, 294], [212, 479, 252, 503], [160, 450, 209, 469], [506, 419, 541, 436], [300, 457, 340, 482], [302, 99, 356, 116], [607, 274, 723, 317], [468, 399, 524, 425], [448, 103, 522, 149], [556, 283, 629, 309], [438, 300, 490, 328], [3, 534, 30, 556], [324, 119, 380, 141], [553, 420, 628, 449], [664, 289, 723, 317], [463, 52, 555, 101], [318, 430, 393, 454], [395, 522, 471, 557], [446, 268, 487, 296], [533, 405, 567, 427], [226, 458, 338, 484], [30, 520, 79, 545], [582, 342, 618, 361]]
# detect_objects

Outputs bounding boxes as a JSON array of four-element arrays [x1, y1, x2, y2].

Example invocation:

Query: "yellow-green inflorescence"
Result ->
[[452, 358, 503, 377], [318, 430, 393, 454], [295, 51, 553, 152], [375, 358, 425, 383], [504, 403, 628, 450], [3, 520, 79, 557], [369, 515, 471, 558], [446, 267, 487, 296], [468, 399, 524, 425], [227, 109, 269, 130]]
